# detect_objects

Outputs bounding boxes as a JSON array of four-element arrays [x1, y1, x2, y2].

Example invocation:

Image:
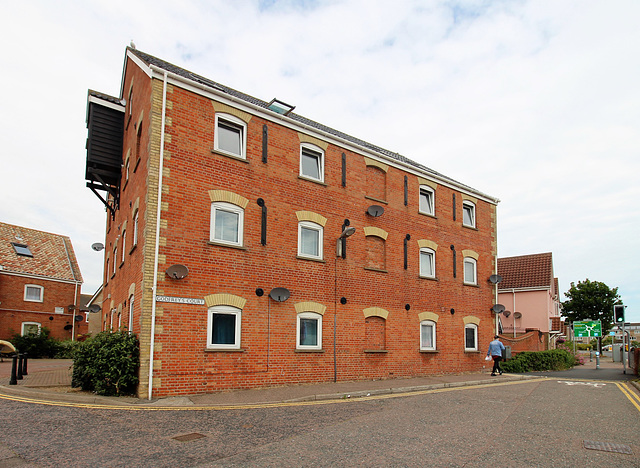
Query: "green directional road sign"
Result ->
[[573, 320, 602, 338]]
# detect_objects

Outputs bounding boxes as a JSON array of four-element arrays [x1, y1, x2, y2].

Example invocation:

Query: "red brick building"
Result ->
[[86, 47, 500, 399], [0, 223, 86, 342]]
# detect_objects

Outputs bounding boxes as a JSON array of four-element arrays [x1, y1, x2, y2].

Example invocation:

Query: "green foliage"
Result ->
[[501, 349, 577, 373], [54, 340, 81, 359], [72, 331, 140, 396], [10, 328, 60, 358], [562, 279, 621, 335]]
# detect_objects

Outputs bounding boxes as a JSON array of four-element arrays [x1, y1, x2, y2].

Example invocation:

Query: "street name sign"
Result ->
[[573, 320, 602, 337]]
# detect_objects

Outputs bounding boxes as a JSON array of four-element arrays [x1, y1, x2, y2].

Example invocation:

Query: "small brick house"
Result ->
[[86, 47, 500, 398], [0, 222, 87, 342]]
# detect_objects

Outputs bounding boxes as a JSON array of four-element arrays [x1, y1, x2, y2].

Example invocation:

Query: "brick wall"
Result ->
[[499, 330, 548, 355], [101, 55, 499, 397], [0, 274, 87, 341]]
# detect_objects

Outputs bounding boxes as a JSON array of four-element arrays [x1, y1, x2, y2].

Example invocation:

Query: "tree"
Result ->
[[562, 279, 621, 336]]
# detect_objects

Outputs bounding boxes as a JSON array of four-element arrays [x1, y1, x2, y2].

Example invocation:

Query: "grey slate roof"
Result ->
[[127, 47, 497, 202]]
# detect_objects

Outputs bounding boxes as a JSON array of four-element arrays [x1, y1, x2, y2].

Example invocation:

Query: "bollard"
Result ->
[[9, 355, 18, 385], [16, 354, 23, 380], [21, 352, 28, 376], [596, 351, 600, 370]]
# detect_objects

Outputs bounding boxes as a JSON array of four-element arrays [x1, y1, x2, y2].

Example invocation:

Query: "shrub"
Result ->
[[72, 331, 139, 396], [10, 328, 61, 358], [501, 349, 577, 373], [54, 340, 80, 359]]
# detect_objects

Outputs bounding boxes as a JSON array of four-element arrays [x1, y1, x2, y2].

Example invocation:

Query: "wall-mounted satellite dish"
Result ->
[[492, 304, 505, 314], [166, 264, 189, 279], [88, 304, 101, 313], [503, 310, 511, 318], [269, 287, 290, 302], [514, 312, 522, 319], [74, 315, 84, 322], [91, 242, 105, 251], [366, 205, 384, 217], [64, 325, 73, 330], [489, 274, 503, 284]]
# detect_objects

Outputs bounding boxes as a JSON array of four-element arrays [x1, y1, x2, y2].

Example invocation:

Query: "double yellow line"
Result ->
[[616, 382, 640, 412]]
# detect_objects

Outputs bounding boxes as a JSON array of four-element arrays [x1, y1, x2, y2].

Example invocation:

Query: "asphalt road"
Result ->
[[1, 377, 639, 467]]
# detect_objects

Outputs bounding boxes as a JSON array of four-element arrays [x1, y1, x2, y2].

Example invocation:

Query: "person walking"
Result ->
[[487, 335, 505, 376]]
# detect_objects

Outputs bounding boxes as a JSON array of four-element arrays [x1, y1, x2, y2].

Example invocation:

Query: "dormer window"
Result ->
[[12, 243, 33, 257]]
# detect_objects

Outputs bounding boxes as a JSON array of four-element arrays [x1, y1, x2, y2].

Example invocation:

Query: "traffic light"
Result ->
[[613, 304, 625, 323]]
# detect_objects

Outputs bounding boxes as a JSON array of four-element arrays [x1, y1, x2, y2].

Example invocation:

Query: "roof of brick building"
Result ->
[[497, 252, 555, 293], [0, 222, 83, 283], [125, 47, 499, 204]]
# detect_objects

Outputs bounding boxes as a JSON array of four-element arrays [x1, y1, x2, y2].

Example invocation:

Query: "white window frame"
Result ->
[[419, 248, 436, 278], [419, 185, 435, 216], [112, 246, 118, 275], [24, 284, 44, 303], [214, 113, 247, 159], [121, 231, 127, 264], [132, 210, 139, 247], [297, 312, 322, 350], [298, 221, 323, 260], [128, 295, 134, 332], [21, 322, 41, 336], [465, 324, 478, 351], [420, 320, 436, 350], [210, 201, 244, 246], [299, 143, 325, 183], [207, 305, 242, 350], [462, 201, 476, 228], [463, 257, 477, 285]]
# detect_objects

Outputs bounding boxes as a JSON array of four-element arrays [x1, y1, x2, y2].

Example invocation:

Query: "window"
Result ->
[[24, 285, 43, 302], [420, 320, 436, 350], [121, 231, 126, 264], [128, 295, 134, 332], [297, 312, 322, 350], [210, 202, 244, 246], [112, 246, 118, 276], [21, 322, 41, 336], [125, 158, 130, 184], [463, 257, 477, 285], [300, 144, 324, 182], [133, 210, 139, 247], [298, 221, 323, 260], [105, 259, 110, 284], [419, 248, 435, 278], [207, 305, 241, 349], [463, 201, 476, 228], [215, 114, 246, 159], [419, 186, 435, 216], [465, 324, 478, 351], [11, 243, 33, 257]]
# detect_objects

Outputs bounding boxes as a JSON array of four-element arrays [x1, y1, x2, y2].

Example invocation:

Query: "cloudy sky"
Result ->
[[1, 0, 638, 322]]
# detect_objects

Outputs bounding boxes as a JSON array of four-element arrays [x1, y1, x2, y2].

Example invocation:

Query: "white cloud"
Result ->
[[1, 0, 638, 320]]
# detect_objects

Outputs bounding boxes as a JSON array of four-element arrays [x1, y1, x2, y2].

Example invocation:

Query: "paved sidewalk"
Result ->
[[0, 355, 636, 408]]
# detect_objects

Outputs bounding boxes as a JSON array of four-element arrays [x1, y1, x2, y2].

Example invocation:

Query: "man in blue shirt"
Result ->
[[487, 335, 506, 376]]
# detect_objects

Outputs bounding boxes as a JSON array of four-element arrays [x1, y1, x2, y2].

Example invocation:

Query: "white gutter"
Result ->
[[148, 70, 168, 400], [146, 63, 499, 205]]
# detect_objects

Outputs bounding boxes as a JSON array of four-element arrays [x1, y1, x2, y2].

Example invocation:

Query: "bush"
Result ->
[[72, 331, 139, 396], [501, 349, 577, 373], [10, 328, 61, 358], [54, 340, 81, 359]]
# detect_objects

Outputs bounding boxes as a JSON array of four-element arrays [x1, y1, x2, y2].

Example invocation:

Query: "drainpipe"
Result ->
[[148, 70, 168, 400], [512, 289, 516, 338]]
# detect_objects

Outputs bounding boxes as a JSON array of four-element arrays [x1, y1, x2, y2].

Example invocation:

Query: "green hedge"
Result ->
[[11, 328, 60, 358], [72, 331, 139, 396], [501, 349, 577, 373]]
